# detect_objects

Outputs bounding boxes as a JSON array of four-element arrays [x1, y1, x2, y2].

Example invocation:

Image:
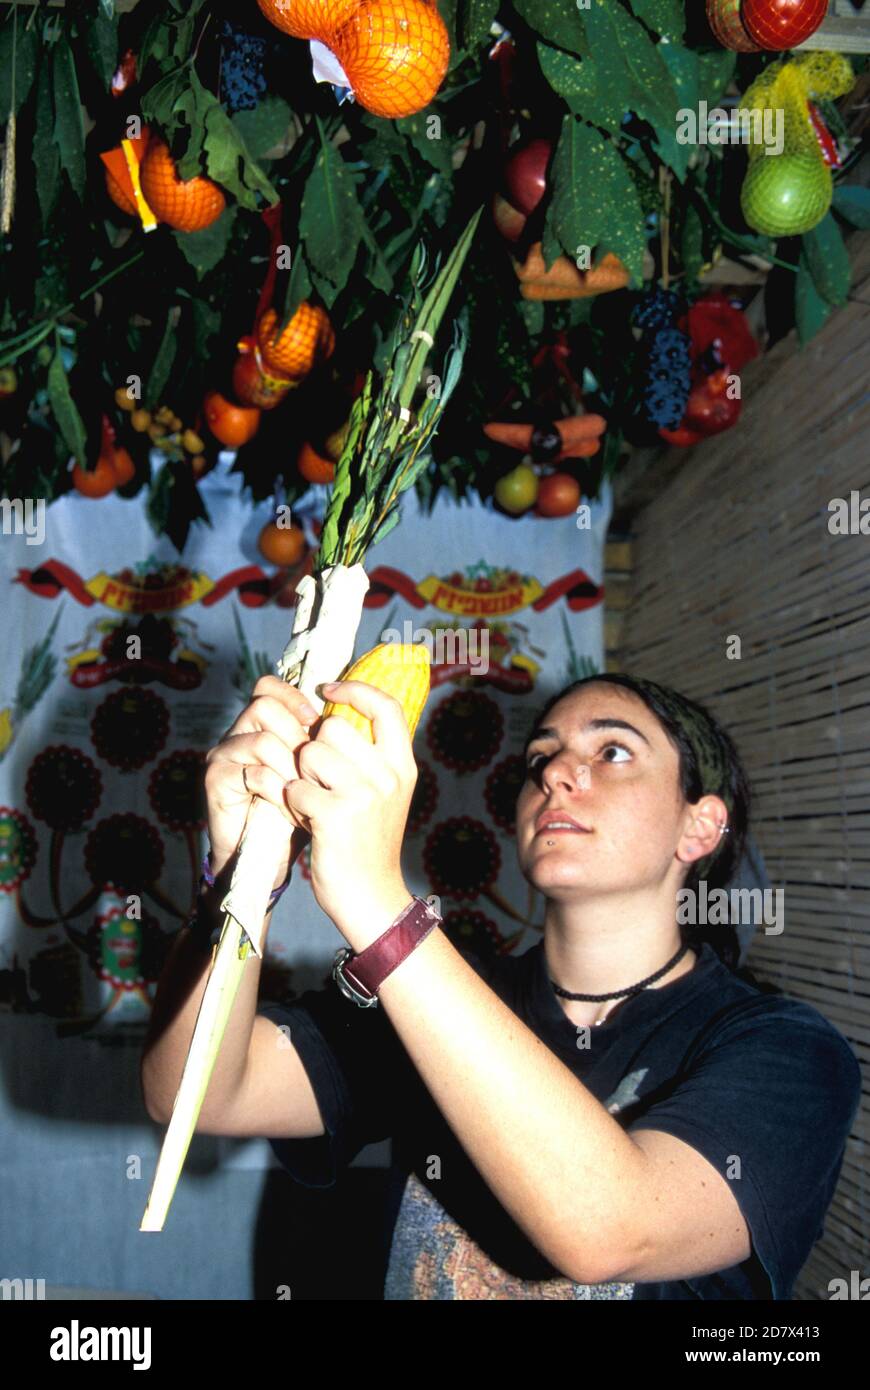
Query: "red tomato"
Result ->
[[504, 139, 552, 218], [535, 472, 581, 518], [742, 0, 827, 51]]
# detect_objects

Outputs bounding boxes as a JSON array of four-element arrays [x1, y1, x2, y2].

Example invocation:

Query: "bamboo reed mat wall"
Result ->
[[619, 231, 870, 1300]]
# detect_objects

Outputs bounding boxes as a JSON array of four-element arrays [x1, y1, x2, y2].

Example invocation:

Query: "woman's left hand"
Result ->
[[284, 679, 417, 939]]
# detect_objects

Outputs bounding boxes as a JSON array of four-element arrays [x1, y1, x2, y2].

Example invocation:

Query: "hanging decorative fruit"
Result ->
[[741, 0, 827, 51], [535, 473, 581, 518], [332, 0, 451, 120], [257, 0, 364, 45], [504, 138, 552, 218], [705, 0, 761, 53], [683, 367, 743, 437], [297, 441, 336, 484], [72, 455, 119, 498], [256, 303, 335, 380], [231, 343, 296, 409], [202, 391, 261, 448], [324, 418, 350, 462], [139, 140, 226, 233], [493, 464, 539, 516], [258, 520, 308, 566], [738, 56, 854, 237], [492, 192, 527, 244], [742, 150, 831, 236], [483, 413, 607, 461]]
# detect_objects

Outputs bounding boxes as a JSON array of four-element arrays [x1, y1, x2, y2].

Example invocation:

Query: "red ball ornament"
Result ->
[[742, 0, 827, 51]]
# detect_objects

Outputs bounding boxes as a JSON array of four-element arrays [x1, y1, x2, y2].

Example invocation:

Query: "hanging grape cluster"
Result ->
[[220, 22, 268, 114], [631, 286, 682, 335], [632, 290, 692, 430], [641, 328, 693, 429]]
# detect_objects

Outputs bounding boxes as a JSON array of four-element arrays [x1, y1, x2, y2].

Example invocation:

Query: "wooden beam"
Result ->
[[796, 15, 870, 52]]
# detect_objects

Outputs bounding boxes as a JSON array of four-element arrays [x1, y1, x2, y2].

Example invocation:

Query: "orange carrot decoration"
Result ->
[[484, 412, 607, 461]]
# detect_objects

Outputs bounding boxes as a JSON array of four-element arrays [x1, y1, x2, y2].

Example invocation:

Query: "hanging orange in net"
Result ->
[[257, 0, 364, 44], [333, 0, 450, 119], [258, 0, 449, 119], [139, 140, 227, 233], [256, 303, 336, 380]]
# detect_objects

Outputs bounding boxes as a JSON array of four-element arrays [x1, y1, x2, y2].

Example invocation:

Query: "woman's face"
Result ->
[[515, 682, 688, 900]]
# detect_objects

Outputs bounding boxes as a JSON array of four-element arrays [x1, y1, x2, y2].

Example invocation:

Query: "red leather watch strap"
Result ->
[[340, 896, 442, 1001]]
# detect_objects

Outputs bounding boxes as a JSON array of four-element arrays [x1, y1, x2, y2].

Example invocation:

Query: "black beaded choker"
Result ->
[[550, 941, 690, 1001]]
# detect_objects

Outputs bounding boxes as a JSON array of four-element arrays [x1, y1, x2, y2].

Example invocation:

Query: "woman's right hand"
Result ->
[[204, 675, 319, 886]]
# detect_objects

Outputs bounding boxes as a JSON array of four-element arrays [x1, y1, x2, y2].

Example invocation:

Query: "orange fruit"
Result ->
[[139, 140, 226, 233], [256, 304, 335, 380], [111, 447, 136, 486], [297, 441, 336, 484], [334, 0, 450, 119], [258, 521, 307, 567], [203, 391, 261, 448], [257, 0, 364, 42], [72, 455, 118, 498]]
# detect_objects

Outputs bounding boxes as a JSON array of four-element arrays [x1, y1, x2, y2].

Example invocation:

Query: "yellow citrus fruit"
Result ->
[[139, 140, 226, 234], [335, 0, 450, 119], [257, 0, 364, 42], [256, 304, 335, 380], [115, 386, 136, 412], [131, 409, 151, 432]]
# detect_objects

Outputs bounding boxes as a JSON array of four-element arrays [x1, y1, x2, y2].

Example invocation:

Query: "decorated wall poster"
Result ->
[[0, 455, 609, 1294]]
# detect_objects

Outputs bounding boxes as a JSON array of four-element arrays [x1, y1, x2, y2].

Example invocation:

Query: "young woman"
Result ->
[[142, 669, 861, 1301]]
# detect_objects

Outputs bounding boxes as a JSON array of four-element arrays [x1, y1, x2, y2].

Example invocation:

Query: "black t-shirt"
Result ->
[[257, 938, 861, 1300]]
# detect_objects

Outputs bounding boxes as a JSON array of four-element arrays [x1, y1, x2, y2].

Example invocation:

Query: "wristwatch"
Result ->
[[332, 895, 443, 1007]]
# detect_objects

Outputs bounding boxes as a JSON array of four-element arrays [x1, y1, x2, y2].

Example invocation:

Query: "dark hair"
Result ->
[[523, 673, 753, 972]]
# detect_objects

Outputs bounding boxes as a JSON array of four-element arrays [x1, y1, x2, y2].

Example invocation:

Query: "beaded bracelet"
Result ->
[[186, 852, 293, 954], [200, 852, 292, 906]]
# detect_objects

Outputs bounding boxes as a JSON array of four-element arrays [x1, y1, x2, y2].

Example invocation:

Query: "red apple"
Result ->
[[742, 0, 827, 50], [535, 472, 581, 518], [504, 139, 552, 218]]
